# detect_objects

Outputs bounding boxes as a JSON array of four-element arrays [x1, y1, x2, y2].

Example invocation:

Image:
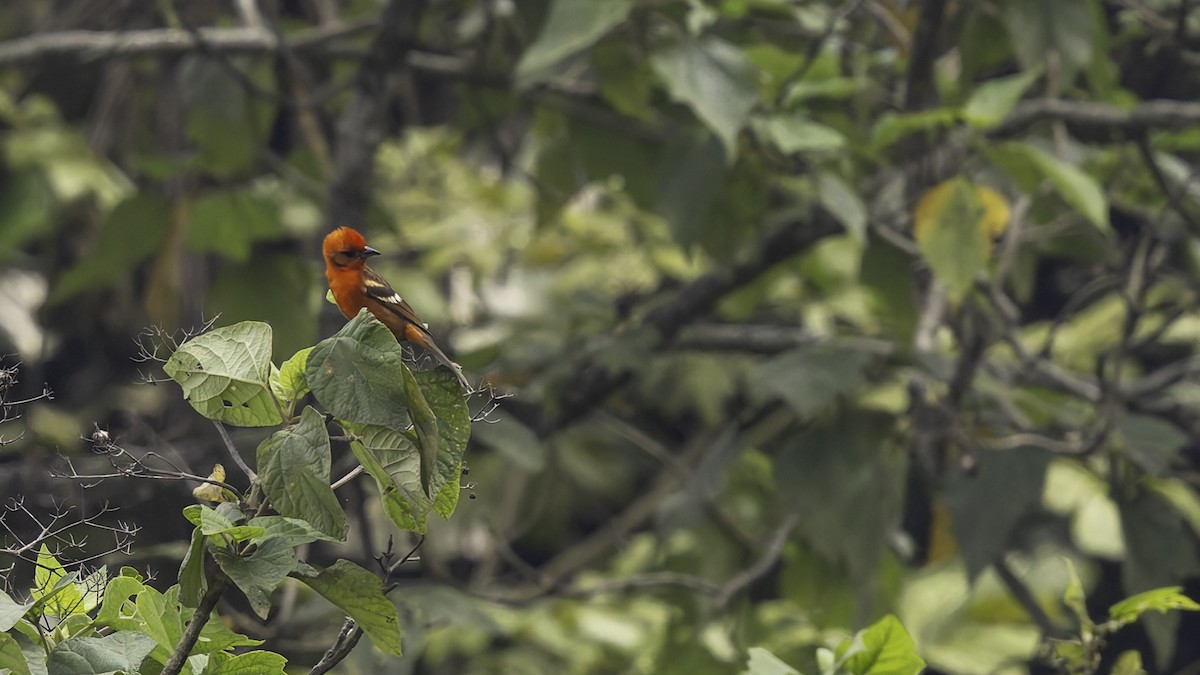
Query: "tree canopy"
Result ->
[[4, 0, 1200, 673]]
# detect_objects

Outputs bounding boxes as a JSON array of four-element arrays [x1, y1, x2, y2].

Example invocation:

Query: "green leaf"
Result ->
[[33, 546, 83, 618], [134, 586, 183, 661], [1120, 491, 1199, 665], [833, 615, 925, 675], [178, 527, 208, 609], [0, 591, 31, 632], [817, 171, 867, 240], [656, 130, 728, 248], [870, 108, 960, 153], [752, 114, 846, 154], [0, 168, 52, 259], [650, 36, 759, 158], [185, 192, 280, 262], [515, 0, 632, 86], [943, 446, 1050, 581], [246, 516, 340, 548], [963, 68, 1042, 128], [163, 321, 283, 427], [1116, 415, 1187, 476], [204, 650, 287, 675], [0, 632, 32, 675], [270, 347, 312, 417], [212, 538, 296, 620], [741, 647, 798, 675], [1000, 0, 1096, 73], [775, 412, 905, 584], [414, 368, 472, 518], [256, 406, 346, 540], [990, 142, 1110, 233], [1112, 650, 1147, 675], [204, 254, 318, 359], [758, 343, 875, 418], [293, 560, 402, 656], [94, 574, 143, 633], [348, 423, 433, 533], [1110, 587, 1200, 626], [306, 310, 413, 431], [46, 632, 156, 675], [1062, 558, 1092, 631], [48, 194, 170, 304], [403, 366, 439, 497], [181, 57, 261, 177], [912, 178, 990, 298]]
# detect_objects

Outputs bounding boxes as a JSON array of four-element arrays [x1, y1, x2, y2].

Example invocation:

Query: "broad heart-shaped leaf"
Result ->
[[963, 68, 1042, 128], [306, 310, 412, 431], [270, 346, 312, 418], [650, 36, 758, 158], [989, 142, 1110, 233], [46, 631, 156, 675], [135, 585, 184, 664], [515, 0, 632, 87], [163, 321, 282, 427], [1110, 587, 1200, 626], [212, 538, 296, 620], [943, 445, 1050, 581], [0, 590, 31, 632], [256, 406, 347, 540], [913, 177, 999, 299], [833, 614, 925, 675], [292, 560, 402, 656], [348, 424, 433, 533]]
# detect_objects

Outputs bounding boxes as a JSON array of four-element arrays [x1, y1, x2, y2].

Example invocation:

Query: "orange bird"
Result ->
[[323, 227, 469, 390]]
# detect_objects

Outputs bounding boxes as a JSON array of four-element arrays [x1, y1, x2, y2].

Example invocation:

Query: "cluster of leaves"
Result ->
[[0, 313, 470, 673]]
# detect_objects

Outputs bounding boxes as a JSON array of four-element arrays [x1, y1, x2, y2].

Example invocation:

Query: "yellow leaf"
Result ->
[[976, 184, 1011, 239], [912, 178, 1011, 299], [192, 463, 229, 502]]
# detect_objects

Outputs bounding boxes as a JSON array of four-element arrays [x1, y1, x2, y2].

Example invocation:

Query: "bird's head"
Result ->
[[323, 226, 381, 270]]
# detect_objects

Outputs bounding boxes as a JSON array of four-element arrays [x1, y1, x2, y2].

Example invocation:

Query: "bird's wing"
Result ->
[[360, 265, 431, 336]]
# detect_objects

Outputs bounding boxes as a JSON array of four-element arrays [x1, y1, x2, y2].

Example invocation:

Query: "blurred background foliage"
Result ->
[[4, 0, 1200, 672]]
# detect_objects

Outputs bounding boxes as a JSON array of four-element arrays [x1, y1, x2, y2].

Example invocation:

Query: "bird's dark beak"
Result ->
[[362, 246, 381, 257]]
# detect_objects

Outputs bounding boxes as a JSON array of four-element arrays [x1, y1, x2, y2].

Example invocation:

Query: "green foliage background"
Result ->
[[3, 0, 1200, 672]]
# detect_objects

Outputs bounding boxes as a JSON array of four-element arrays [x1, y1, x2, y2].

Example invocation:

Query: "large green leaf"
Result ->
[[293, 560, 403, 657], [515, 0, 632, 86], [134, 586, 183, 664], [306, 310, 412, 431], [989, 142, 1110, 233], [348, 423, 433, 533], [49, 194, 170, 304], [247, 516, 341, 548], [413, 368, 472, 519], [944, 446, 1050, 581], [0, 632, 31, 675], [32, 545, 84, 618], [256, 406, 347, 540], [204, 650, 287, 675], [758, 343, 875, 418], [1000, 0, 1096, 74], [0, 591, 31, 632], [185, 192, 280, 262], [751, 114, 846, 154], [650, 36, 759, 157], [177, 527, 207, 609], [775, 411, 906, 584], [1110, 587, 1200, 626], [212, 538, 297, 620], [833, 614, 925, 675], [963, 68, 1042, 129], [163, 321, 282, 426], [46, 632, 156, 675]]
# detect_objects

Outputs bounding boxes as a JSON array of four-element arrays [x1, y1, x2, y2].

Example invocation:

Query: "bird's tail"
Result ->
[[418, 334, 471, 392]]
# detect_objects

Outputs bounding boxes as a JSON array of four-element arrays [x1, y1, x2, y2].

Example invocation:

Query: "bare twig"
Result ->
[[212, 421, 256, 481]]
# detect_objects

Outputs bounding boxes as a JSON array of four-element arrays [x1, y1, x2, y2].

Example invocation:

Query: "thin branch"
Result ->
[[309, 619, 363, 675], [993, 99, 1200, 137], [714, 513, 801, 608], [161, 574, 228, 675], [212, 421, 256, 481], [994, 557, 1069, 639]]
